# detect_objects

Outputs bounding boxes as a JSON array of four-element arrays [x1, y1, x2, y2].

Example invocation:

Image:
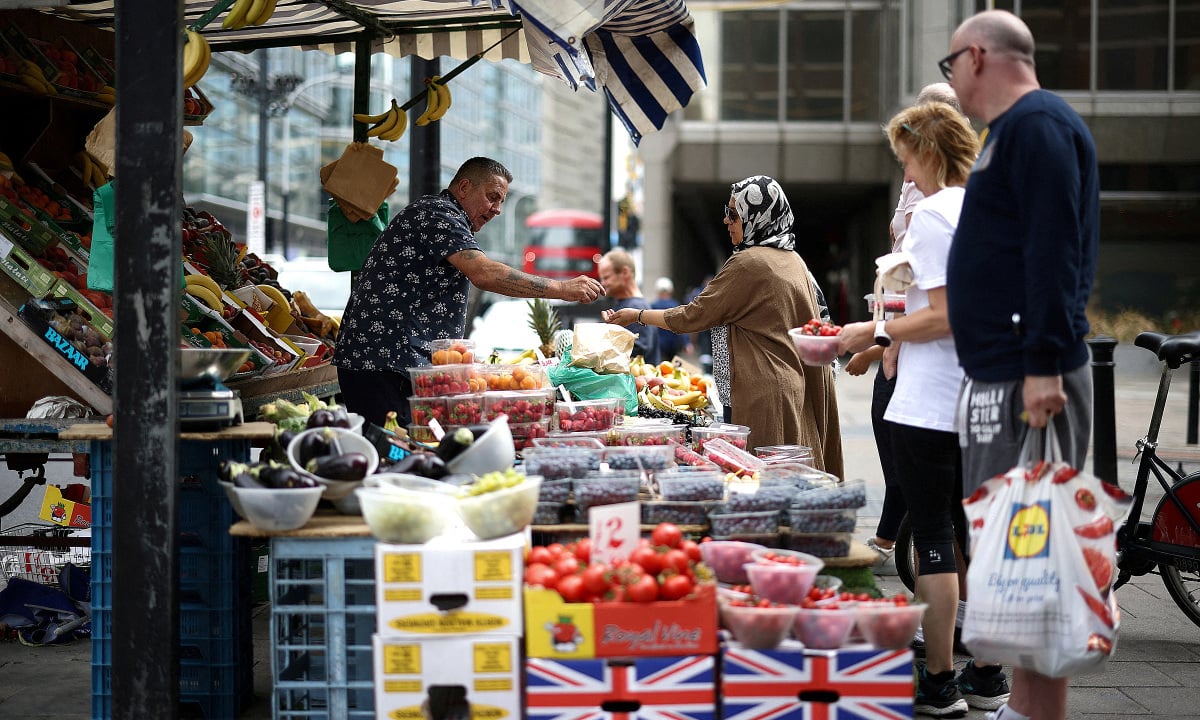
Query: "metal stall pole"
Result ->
[[410, 57, 442, 198], [113, 0, 183, 716], [1088, 336, 1118, 486], [1188, 359, 1198, 445]]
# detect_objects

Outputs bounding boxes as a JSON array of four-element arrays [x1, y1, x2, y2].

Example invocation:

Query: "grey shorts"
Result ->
[[956, 364, 1092, 496]]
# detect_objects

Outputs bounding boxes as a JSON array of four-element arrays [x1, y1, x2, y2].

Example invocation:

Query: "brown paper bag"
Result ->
[[569, 322, 636, 374], [85, 108, 115, 173], [322, 142, 397, 218]]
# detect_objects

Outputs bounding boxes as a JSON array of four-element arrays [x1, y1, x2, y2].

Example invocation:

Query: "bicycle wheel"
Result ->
[[895, 513, 917, 592], [1154, 472, 1200, 628]]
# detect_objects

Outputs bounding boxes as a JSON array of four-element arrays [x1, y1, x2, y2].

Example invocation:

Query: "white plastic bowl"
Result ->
[[788, 328, 841, 366], [229, 484, 323, 531], [446, 415, 515, 476], [356, 474, 460, 543], [219, 480, 246, 518], [457, 475, 541, 540], [287, 427, 380, 500], [283, 334, 322, 356]]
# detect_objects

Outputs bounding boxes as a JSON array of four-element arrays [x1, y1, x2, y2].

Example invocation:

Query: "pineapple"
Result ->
[[527, 298, 561, 358], [199, 228, 247, 291]]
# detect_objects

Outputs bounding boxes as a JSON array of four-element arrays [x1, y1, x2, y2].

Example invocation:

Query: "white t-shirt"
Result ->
[[884, 187, 965, 432], [890, 181, 924, 252]]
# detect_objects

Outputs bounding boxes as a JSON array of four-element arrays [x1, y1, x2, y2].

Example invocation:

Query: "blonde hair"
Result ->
[[602, 248, 637, 278], [886, 102, 979, 189]]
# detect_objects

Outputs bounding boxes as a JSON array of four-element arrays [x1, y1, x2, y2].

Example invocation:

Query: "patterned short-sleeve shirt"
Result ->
[[333, 189, 481, 373]]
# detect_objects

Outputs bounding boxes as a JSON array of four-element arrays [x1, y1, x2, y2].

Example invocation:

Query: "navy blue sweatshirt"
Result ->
[[948, 90, 1099, 381]]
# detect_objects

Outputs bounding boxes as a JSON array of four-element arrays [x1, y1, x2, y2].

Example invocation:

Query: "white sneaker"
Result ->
[[866, 537, 895, 563]]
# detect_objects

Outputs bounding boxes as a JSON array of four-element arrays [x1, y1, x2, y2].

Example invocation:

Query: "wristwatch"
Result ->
[[874, 320, 892, 348]]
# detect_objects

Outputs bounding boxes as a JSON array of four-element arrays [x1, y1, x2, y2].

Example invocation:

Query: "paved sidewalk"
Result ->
[[2, 346, 1199, 719]]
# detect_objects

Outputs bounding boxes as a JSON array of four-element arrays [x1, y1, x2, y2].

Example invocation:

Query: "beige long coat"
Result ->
[[663, 246, 844, 479]]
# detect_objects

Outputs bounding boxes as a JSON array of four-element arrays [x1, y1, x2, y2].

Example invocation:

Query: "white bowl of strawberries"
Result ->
[[789, 319, 843, 366]]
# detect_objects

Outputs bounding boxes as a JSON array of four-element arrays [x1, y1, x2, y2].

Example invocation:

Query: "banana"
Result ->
[[249, 0, 278, 26], [222, 0, 254, 30], [89, 157, 108, 188], [241, 0, 268, 28], [185, 285, 223, 312], [431, 78, 452, 121], [366, 101, 400, 138], [667, 390, 703, 407], [75, 151, 93, 185], [185, 273, 223, 296], [379, 101, 408, 142], [95, 89, 115, 105], [21, 61, 54, 94], [414, 78, 442, 126], [182, 30, 210, 88], [353, 107, 392, 125]]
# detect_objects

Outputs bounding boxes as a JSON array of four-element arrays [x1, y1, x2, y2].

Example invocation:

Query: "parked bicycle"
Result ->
[[1112, 331, 1200, 627]]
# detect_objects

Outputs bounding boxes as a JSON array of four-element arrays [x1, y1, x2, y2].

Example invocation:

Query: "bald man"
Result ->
[[944, 11, 1100, 720]]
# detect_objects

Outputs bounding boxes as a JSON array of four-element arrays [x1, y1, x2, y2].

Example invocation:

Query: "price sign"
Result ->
[[246, 181, 266, 256], [588, 502, 640, 565]]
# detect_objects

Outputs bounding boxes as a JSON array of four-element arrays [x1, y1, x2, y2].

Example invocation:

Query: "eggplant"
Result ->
[[266, 429, 297, 463], [307, 409, 336, 429], [306, 452, 369, 482], [418, 454, 448, 480], [435, 426, 475, 462], [233, 470, 266, 489], [217, 459, 249, 483], [260, 463, 316, 489], [329, 406, 351, 428], [297, 431, 332, 465], [391, 451, 430, 475]]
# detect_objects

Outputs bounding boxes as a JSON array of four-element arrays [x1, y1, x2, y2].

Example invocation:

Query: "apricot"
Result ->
[[431, 349, 450, 365], [447, 349, 463, 364]]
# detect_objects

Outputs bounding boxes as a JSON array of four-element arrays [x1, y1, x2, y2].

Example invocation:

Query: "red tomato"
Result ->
[[527, 546, 554, 566], [661, 548, 691, 575], [1074, 516, 1115, 539], [604, 584, 627, 602], [524, 563, 558, 588], [581, 564, 610, 596], [556, 573, 587, 602], [1075, 488, 1097, 511], [1083, 546, 1113, 590], [680, 539, 702, 563], [553, 555, 581, 578], [659, 573, 694, 600], [547, 542, 567, 558], [651, 522, 684, 549], [571, 538, 592, 563], [629, 545, 664, 576], [627, 573, 659, 602]]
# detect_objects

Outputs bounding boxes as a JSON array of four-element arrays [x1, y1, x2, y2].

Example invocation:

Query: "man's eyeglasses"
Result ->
[[724, 206, 739, 223], [937, 45, 983, 80]]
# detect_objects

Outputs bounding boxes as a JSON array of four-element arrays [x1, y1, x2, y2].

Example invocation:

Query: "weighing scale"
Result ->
[[178, 349, 249, 429]]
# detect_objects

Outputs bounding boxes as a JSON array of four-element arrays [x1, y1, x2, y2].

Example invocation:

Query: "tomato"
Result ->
[[1074, 516, 1114, 539], [1074, 488, 1097, 511], [659, 573, 694, 600], [680, 539, 702, 563], [661, 548, 691, 575], [547, 542, 567, 558], [105, 414, 114, 428], [1082, 546, 1113, 590], [629, 545, 664, 576], [524, 563, 558, 588], [581, 564, 610, 596], [603, 584, 628, 602], [627, 573, 660, 602], [553, 555, 580, 578], [571, 538, 592, 563], [556, 573, 587, 602], [527, 546, 554, 566], [651, 522, 683, 550]]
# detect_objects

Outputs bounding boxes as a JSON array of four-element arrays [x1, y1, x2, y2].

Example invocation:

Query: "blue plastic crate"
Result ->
[[269, 537, 378, 720]]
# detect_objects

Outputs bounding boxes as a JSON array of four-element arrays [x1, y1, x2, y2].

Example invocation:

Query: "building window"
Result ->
[[785, 11, 845, 121], [1098, 0, 1169, 90], [720, 11, 782, 120], [850, 10, 882, 121]]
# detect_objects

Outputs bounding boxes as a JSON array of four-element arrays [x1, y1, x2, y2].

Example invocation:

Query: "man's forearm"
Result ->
[[469, 256, 558, 298]]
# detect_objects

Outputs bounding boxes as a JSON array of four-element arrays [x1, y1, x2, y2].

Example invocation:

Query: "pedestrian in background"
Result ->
[[650, 277, 686, 362], [945, 10, 1101, 720], [597, 248, 658, 364]]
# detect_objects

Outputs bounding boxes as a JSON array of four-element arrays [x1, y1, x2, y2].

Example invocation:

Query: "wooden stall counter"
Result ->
[[229, 510, 373, 538], [59, 420, 277, 442]]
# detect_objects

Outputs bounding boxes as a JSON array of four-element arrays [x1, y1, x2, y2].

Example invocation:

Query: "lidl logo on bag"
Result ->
[[1005, 501, 1050, 559]]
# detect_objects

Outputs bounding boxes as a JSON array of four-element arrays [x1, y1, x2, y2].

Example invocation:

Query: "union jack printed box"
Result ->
[[526, 654, 717, 720], [721, 642, 914, 720]]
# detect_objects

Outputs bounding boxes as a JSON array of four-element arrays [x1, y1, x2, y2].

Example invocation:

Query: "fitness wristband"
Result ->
[[637, 309, 645, 324], [874, 319, 892, 348]]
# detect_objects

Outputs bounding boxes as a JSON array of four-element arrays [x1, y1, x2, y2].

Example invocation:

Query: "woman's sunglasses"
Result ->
[[723, 206, 739, 223]]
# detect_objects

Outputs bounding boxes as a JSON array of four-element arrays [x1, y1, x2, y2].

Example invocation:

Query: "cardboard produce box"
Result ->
[[40, 484, 91, 528], [524, 583, 718, 659], [526, 654, 717, 720], [373, 634, 520, 720], [375, 532, 524, 638], [720, 642, 915, 719]]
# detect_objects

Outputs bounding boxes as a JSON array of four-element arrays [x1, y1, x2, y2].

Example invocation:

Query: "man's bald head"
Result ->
[[957, 10, 1035, 67]]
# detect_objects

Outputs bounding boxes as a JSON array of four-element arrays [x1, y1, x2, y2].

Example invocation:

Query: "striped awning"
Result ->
[[38, 0, 706, 143]]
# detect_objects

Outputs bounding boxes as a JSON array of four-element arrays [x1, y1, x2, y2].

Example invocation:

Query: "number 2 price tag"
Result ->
[[588, 502, 640, 566]]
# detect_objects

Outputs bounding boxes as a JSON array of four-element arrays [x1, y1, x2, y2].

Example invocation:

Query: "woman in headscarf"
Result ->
[[603, 176, 843, 478]]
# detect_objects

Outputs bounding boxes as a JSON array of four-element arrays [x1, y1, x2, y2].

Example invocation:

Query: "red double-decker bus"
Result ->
[[522, 209, 606, 280]]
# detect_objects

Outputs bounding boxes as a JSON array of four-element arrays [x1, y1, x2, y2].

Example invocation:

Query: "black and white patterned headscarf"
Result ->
[[729, 175, 795, 253]]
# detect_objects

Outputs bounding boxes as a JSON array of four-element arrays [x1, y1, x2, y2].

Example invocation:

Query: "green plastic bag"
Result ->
[[326, 199, 388, 272], [547, 349, 638, 416], [87, 182, 115, 292]]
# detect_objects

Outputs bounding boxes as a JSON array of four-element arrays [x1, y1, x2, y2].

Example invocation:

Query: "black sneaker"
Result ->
[[914, 663, 968, 718], [957, 660, 1011, 711]]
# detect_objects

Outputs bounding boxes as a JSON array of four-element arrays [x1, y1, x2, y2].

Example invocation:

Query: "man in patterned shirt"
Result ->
[[334, 157, 605, 426]]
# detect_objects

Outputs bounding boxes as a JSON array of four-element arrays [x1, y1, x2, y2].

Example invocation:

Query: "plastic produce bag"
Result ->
[[327, 199, 388, 272], [874, 251, 915, 293], [960, 426, 1132, 677], [87, 182, 115, 292], [567, 322, 635, 374], [548, 348, 637, 415]]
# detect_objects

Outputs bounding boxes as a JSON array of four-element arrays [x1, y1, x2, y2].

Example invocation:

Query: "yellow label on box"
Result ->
[[473, 642, 513, 673], [470, 704, 509, 719], [475, 586, 514, 601], [383, 680, 422, 693], [383, 644, 421, 674], [475, 678, 514, 692], [387, 706, 424, 720], [387, 611, 511, 634], [474, 550, 513, 582], [383, 552, 421, 583], [384, 588, 423, 602]]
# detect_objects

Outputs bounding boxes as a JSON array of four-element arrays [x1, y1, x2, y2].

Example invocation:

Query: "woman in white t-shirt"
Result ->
[[838, 101, 981, 716]]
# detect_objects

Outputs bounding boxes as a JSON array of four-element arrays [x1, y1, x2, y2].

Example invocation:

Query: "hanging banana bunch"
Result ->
[[353, 99, 408, 142], [182, 29, 210, 88], [222, 0, 278, 30], [415, 75, 452, 126]]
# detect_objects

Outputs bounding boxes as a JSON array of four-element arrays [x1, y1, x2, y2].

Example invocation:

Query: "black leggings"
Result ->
[[336, 367, 414, 428], [889, 423, 967, 576], [872, 367, 907, 541]]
